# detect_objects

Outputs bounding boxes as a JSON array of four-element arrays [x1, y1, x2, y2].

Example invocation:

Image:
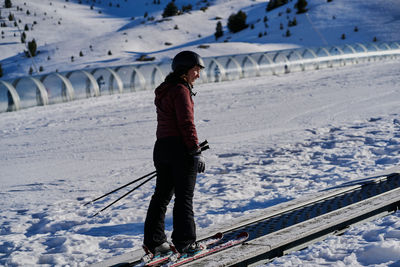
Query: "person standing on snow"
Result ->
[[143, 51, 206, 256]]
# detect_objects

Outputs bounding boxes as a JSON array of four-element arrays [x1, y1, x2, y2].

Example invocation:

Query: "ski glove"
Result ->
[[193, 154, 206, 173]]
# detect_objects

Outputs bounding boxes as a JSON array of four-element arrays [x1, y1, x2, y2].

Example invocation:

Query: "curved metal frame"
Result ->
[[115, 66, 147, 92], [131, 67, 147, 91], [240, 55, 260, 77], [315, 47, 331, 57], [343, 44, 357, 54], [301, 48, 318, 59], [41, 72, 75, 102], [329, 46, 344, 55], [225, 57, 242, 80], [0, 80, 21, 111], [256, 53, 274, 74], [207, 58, 226, 82], [353, 43, 368, 53], [151, 65, 165, 89], [91, 68, 123, 94], [1, 41, 399, 113], [66, 70, 100, 97], [13, 76, 49, 106]]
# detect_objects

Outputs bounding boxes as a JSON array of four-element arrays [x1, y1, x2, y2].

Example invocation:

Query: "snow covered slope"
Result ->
[[1, 0, 399, 79], [1, 0, 400, 266], [1, 60, 400, 266]]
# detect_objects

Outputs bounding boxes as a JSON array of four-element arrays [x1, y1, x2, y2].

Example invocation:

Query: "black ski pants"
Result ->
[[144, 137, 197, 252]]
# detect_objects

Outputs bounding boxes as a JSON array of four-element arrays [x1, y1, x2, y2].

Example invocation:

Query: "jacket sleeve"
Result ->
[[173, 85, 199, 151]]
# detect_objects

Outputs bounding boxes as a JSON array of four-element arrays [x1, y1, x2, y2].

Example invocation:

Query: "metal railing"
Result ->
[[1, 41, 399, 113]]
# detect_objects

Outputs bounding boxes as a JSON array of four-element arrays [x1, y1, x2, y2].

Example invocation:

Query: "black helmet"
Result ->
[[172, 51, 205, 73]]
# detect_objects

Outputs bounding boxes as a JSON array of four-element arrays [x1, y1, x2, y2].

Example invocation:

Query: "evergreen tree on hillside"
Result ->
[[227, 10, 248, 33], [215, 21, 223, 40], [21, 31, 26, 43], [5, 0, 13, 8], [27, 39, 37, 57], [295, 0, 308, 14], [162, 1, 178, 18], [267, 0, 288, 11]]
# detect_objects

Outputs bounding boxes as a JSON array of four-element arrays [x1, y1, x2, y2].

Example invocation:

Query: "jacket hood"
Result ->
[[154, 73, 193, 106]]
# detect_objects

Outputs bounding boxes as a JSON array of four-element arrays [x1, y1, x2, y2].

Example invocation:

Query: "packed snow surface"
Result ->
[[1, 60, 400, 266], [1, 0, 400, 266]]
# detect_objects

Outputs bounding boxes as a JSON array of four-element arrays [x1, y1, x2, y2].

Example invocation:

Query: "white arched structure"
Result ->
[[13, 76, 49, 107], [0, 80, 21, 112], [225, 56, 242, 80], [66, 70, 100, 98], [1, 41, 399, 113], [91, 67, 123, 94], [41, 72, 75, 102]]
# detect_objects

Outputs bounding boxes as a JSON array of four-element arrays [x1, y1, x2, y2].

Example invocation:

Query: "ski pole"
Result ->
[[199, 140, 210, 152], [91, 173, 157, 217], [199, 140, 208, 147], [84, 170, 157, 206], [88, 140, 209, 216]]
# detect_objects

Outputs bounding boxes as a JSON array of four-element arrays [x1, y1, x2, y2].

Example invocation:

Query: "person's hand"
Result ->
[[194, 154, 205, 173]]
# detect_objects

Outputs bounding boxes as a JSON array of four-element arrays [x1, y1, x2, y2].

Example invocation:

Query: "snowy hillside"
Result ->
[[1, 59, 400, 266], [0, 0, 399, 79], [1, 0, 400, 266]]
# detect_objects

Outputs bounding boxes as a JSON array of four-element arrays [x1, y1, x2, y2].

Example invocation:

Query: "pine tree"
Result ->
[[162, 1, 178, 18], [181, 4, 192, 13], [5, 0, 12, 8], [227, 10, 248, 33], [288, 17, 297, 27], [21, 31, 26, 43], [267, 0, 288, 11], [27, 39, 37, 57], [295, 0, 308, 14], [215, 21, 223, 40]]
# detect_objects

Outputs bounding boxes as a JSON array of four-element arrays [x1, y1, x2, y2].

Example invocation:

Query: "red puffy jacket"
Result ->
[[154, 77, 199, 151]]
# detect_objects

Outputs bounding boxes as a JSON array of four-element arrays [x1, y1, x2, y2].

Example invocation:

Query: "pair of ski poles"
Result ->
[[85, 140, 209, 217]]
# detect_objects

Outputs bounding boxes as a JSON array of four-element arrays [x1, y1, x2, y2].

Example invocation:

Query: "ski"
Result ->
[[136, 247, 173, 267], [162, 232, 249, 267], [135, 232, 223, 267], [197, 232, 224, 248]]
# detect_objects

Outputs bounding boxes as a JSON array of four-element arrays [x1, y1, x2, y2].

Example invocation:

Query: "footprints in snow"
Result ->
[[214, 116, 400, 185]]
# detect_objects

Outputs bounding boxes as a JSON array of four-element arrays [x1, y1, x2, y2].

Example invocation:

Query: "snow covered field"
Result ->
[[1, 59, 400, 266], [2, 0, 400, 266]]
